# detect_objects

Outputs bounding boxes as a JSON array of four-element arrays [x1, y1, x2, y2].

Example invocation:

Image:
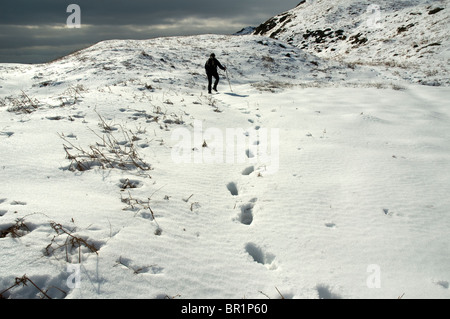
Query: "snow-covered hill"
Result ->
[[1, 32, 450, 300], [253, 0, 449, 86]]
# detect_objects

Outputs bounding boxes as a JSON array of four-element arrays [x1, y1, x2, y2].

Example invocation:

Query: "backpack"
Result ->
[[205, 58, 216, 73]]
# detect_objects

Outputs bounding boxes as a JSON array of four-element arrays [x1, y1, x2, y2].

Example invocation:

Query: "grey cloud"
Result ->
[[0, 0, 299, 63], [1, 0, 297, 26]]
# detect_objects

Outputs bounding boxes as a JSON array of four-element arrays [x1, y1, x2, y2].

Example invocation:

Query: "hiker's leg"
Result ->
[[207, 73, 213, 93], [213, 73, 219, 91]]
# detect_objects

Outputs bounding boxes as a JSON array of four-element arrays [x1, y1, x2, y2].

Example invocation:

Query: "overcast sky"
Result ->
[[0, 0, 300, 64]]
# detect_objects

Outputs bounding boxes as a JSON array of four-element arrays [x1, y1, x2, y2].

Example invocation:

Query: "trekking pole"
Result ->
[[225, 68, 233, 92]]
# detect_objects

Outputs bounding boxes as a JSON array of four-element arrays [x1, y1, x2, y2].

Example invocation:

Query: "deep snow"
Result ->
[[1, 33, 449, 300]]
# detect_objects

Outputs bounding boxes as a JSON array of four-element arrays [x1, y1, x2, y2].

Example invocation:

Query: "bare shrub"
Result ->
[[59, 112, 152, 172], [0, 218, 30, 238], [6, 91, 40, 114], [0, 275, 55, 299], [44, 221, 98, 263]]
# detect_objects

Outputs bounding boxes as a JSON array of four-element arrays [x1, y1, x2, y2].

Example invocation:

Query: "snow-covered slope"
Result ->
[[253, 0, 449, 86], [1, 33, 450, 300]]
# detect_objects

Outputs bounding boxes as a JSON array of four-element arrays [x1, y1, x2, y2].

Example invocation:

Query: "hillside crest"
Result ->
[[253, 0, 449, 85]]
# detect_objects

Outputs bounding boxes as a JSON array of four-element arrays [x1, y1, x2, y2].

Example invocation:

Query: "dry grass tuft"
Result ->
[[0, 275, 54, 299], [0, 218, 30, 238], [60, 111, 152, 172], [44, 221, 98, 263]]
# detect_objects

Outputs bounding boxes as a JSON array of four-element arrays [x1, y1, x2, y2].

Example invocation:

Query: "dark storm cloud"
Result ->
[[1, 0, 297, 25], [0, 0, 300, 63]]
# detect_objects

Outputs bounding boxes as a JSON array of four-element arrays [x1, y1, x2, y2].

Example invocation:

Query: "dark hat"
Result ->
[[210, 53, 216, 58]]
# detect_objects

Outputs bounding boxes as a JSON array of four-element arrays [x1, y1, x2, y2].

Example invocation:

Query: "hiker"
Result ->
[[205, 53, 226, 94]]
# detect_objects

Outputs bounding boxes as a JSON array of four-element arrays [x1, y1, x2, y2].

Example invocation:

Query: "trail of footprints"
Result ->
[[227, 178, 277, 271], [226, 113, 278, 272]]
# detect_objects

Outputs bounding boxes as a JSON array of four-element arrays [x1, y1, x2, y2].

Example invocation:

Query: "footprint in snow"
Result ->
[[242, 166, 254, 176], [245, 242, 277, 270], [10, 200, 27, 206], [325, 222, 336, 228], [119, 178, 144, 190], [316, 284, 342, 299], [65, 133, 77, 139], [236, 203, 254, 225], [46, 116, 65, 121], [227, 182, 239, 196], [235, 198, 257, 225], [115, 256, 163, 275], [0, 131, 14, 138], [245, 149, 255, 158], [433, 280, 449, 289]]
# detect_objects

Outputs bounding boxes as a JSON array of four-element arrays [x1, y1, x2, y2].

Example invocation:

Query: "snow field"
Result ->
[[1, 34, 450, 299]]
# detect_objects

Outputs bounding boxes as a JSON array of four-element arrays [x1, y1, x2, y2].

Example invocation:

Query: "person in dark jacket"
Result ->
[[205, 53, 226, 94]]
